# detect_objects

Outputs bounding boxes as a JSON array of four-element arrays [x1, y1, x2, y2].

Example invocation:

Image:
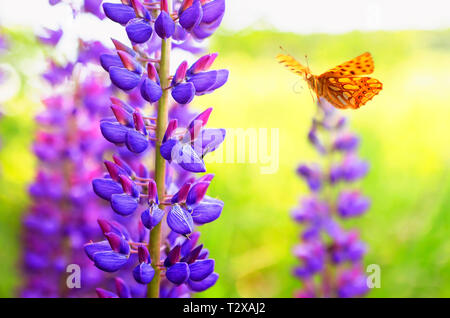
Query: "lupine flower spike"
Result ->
[[291, 98, 371, 298], [87, 0, 228, 298]]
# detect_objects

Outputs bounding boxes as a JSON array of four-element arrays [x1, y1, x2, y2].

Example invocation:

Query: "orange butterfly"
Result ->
[[277, 52, 382, 109]]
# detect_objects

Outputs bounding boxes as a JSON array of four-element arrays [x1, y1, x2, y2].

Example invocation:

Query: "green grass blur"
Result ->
[[197, 29, 450, 297], [0, 29, 41, 297], [1, 28, 450, 297]]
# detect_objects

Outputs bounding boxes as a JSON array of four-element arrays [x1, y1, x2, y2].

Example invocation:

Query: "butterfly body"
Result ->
[[277, 52, 382, 109]]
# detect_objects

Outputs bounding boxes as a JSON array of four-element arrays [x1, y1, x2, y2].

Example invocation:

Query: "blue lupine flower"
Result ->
[[333, 133, 360, 152], [96, 278, 132, 298], [109, 66, 141, 90], [337, 267, 369, 298], [337, 190, 370, 218], [141, 180, 165, 229], [84, 0, 105, 19], [92, 178, 123, 200], [166, 262, 190, 285], [103, 3, 136, 25], [37, 27, 63, 46], [99, 103, 150, 153], [186, 53, 229, 95], [100, 54, 124, 71], [191, 0, 225, 40], [292, 241, 326, 278], [42, 60, 74, 86], [330, 230, 366, 264], [85, 220, 132, 273], [140, 63, 163, 103], [187, 272, 219, 292], [179, 0, 203, 31], [169, 54, 229, 102], [155, 11, 175, 39], [297, 164, 322, 192], [189, 259, 215, 281], [163, 234, 218, 290], [191, 196, 223, 224], [126, 19, 153, 43], [160, 108, 225, 172], [133, 246, 155, 284], [88, 242, 130, 272], [167, 204, 194, 235]]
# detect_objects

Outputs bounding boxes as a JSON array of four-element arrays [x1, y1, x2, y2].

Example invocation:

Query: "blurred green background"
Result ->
[[1, 28, 450, 297]]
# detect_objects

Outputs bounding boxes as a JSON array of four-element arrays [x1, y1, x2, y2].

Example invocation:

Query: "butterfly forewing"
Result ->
[[321, 76, 382, 109], [320, 52, 374, 78], [276, 54, 309, 77]]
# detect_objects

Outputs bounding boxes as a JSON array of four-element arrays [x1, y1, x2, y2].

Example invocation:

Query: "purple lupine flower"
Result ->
[[291, 98, 371, 298], [140, 64, 163, 102], [337, 190, 370, 218], [190, 0, 225, 40], [103, 3, 137, 25], [178, 0, 203, 31], [42, 60, 74, 86], [0, 32, 8, 51], [297, 164, 322, 192], [330, 154, 369, 184], [133, 246, 155, 284], [85, 221, 131, 272], [333, 133, 360, 152], [49, 0, 62, 6], [329, 229, 366, 264], [163, 232, 217, 289], [77, 40, 110, 64], [86, 0, 228, 298], [160, 107, 226, 172], [155, 1, 176, 39], [83, 0, 105, 19], [96, 277, 131, 298], [337, 267, 369, 298], [99, 101, 150, 153], [36, 27, 63, 46], [292, 241, 326, 278], [170, 54, 229, 103]]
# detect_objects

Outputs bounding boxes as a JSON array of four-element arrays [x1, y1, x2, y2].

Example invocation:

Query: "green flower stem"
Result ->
[[148, 3, 172, 298]]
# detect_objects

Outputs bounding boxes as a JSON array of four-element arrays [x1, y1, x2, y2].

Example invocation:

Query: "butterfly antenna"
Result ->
[[279, 46, 293, 57], [304, 54, 311, 70]]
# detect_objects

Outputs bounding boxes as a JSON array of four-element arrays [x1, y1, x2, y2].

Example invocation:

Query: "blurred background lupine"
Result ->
[[86, 0, 228, 298], [0, 30, 7, 119], [0, 31, 7, 93], [20, 0, 118, 297], [291, 99, 370, 298]]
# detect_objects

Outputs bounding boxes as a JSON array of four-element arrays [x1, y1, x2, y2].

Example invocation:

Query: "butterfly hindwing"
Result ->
[[321, 76, 382, 109], [320, 52, 374, 78]]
